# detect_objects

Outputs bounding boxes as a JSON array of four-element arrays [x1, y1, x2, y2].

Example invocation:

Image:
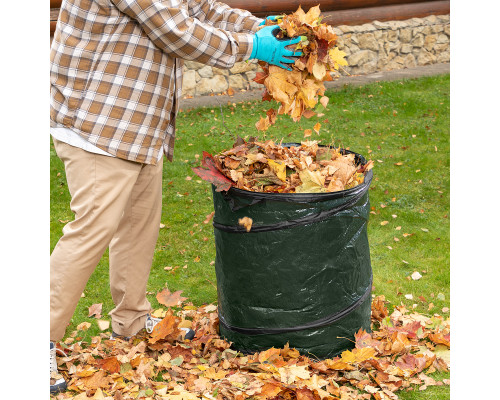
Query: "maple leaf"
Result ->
[[192, 152, 233, 192], [341, 347, 377, 364], [156, 288, 187, 307], [149, 309, 181, 344], [96, 356, 121, 374], [428, 332, 450, 347], [329, 47, 348, 69]]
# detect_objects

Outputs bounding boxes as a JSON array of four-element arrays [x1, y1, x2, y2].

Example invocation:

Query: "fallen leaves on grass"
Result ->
[[52, 295, 450, 400]]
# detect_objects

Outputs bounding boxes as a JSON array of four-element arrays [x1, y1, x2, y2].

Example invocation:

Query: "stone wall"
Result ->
[[181, 14, 450, 97]]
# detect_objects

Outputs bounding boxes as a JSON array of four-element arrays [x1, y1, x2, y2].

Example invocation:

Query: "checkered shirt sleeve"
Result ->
[[50, 0, 261, 165]]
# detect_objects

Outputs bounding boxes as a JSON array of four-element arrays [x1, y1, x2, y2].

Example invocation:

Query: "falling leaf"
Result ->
[[303, 129, 312, 137], [320, 96, 329, 108], [227, 87, 235, 96], [203, 211, 215, 224], [405, 294, 414, 300], [149, 310, 181, 344], [97, 320, 110, 331], [156, 288, 187, 307], [381, 221, 389, 226], [77, 322, 91, 331], [88, 303, 103, 319], [238, 217, 253, 232], [313, 122, 321, 135]]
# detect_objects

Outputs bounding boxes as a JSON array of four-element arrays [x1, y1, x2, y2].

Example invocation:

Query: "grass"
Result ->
[[50, 74, 450, 399]]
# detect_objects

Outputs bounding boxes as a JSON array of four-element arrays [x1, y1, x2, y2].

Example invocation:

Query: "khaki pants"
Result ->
[[50, 139, 163, 341]]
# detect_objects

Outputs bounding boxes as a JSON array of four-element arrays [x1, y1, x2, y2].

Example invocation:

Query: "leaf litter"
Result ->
[[52, 294, 449, 400], [193, 137, 373, 194]]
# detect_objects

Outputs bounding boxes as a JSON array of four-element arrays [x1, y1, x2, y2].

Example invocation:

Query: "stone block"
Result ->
[[424, 35, 437, 51], [228, 74, 247, 90], [182, 69, 197, 96], [434, 43, 449, 53], [184, 60, 204, 70], [417, 49, 436, 65], [212, 67, 229, 76], [404, 53, 417, 68], [230, 61, 256, 74], [425, 15, 438, 24], [196, 75, 228, 95], [400, 44, 413, 54], [373, 20, 390, 29], [437, 33, 449, 44], [387, 30, 398, 42], [438, 15, 450, 22], [338, 25, 353, 33], [358, 33, 379, 51], [399, 28, 412, 43], [198, 65, 214, 78], [437, 50, 450, 63], [347, 50, 377, 66], [431, 24, 444, 33], [421, 26, 432, 35], [411, 33, 425, 47], [360, 60, 378, 74], [444, 24, 450, 36], [360, 23, 376, 32]]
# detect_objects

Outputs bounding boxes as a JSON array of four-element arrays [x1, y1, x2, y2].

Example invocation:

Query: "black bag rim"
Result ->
[[213, 170, 371, 233], [218, 274, 373, 336], [221, 145, 371, 204]]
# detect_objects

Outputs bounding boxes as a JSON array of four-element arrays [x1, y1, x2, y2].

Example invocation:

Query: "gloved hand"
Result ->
[[249, 26, 302, 70], [258, 15, 282, 26]]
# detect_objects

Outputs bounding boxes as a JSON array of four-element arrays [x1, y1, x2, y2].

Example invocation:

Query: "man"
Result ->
[[50, 0, 301, 394]]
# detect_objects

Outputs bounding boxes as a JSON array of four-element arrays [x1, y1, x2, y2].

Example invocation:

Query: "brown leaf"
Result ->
[[88, 303, 102, 319], [96, 356, 121, 374], [156, 288, 187, 307], [149, 310, 181, 344]]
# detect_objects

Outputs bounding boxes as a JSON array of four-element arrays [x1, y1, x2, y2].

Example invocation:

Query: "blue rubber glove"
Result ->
[[258, 15, 281, 26], [250, 26, 302, 70]]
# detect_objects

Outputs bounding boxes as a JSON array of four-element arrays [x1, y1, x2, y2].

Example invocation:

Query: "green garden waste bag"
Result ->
[[211, 149, 373, 359]]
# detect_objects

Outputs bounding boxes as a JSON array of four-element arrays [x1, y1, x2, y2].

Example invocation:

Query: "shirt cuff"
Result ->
[[242, 16, 264, 33], [233, 32, 255, 61]]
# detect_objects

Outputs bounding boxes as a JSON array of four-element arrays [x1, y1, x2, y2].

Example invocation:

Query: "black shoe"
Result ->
[[50, 342, 67, 394]]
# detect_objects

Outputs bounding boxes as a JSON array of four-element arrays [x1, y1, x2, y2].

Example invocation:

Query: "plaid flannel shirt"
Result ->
[[50, 0, 261, 164]]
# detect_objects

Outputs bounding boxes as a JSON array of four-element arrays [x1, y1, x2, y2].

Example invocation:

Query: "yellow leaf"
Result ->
[[303, 129, 312, 138], [340, 347, 377, 364], [329, 47, 348, 69], [313, 122, 321, 135], [268, 159, 287, 182], [312, 62, 326, 80]]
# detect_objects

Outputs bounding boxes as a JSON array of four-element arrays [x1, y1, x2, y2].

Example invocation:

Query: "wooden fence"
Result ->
[[50, 0, 450, 36]]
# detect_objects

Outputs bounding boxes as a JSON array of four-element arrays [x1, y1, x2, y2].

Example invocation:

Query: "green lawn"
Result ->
[[50, 74, 450, 399]]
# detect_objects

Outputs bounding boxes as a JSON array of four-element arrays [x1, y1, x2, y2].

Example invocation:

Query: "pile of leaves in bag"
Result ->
[[254, 5, 348, 131], [51, 291, 449, 400], [193, 138, 373, 193]]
